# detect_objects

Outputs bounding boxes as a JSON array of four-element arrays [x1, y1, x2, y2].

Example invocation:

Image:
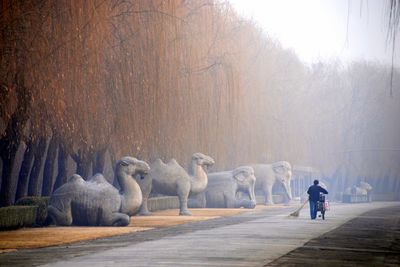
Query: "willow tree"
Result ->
[[0, 1, 35, 206], [387, 0, 400, 95], [8, 0, 396, 206]]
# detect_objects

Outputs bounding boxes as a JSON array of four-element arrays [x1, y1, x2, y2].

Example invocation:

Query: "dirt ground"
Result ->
[[0, 207, 252, 252], [129, 208, 244, 227]]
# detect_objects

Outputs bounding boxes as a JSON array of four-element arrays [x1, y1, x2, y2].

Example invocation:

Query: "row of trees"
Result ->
[[1, 0, 399, 206], [0, 0, 290, 206], [296, 62, 400, 198]]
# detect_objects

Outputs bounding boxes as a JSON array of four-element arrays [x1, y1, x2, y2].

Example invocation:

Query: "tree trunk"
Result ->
[[396, 178, 400, 200], [109, 151, 118, 187], [27, 137, 47, 196], [41, 135, 59, 196], [0, 147, 19, 206], [77, 160, 91, 180], [15, 139, 36, 201], [53, 143, 68, 190], [0, 85, 31, 206], [376, 178, 383, 193], [73, 149, 92, 180], [92, 148, 107, 175]]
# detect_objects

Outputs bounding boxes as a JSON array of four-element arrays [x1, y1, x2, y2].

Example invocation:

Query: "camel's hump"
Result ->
[[68, 174, 84, 183], [88, 173, 108, 184], [166, 159, 186, 173], [149, 158, 186, 177], [152, 158, 166, 166], [167, 158, 179, 166]]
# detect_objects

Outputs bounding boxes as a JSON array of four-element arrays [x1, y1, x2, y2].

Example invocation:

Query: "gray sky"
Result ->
[[228, 0, 399, 67]]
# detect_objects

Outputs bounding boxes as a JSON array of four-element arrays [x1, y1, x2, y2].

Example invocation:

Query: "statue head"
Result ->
[[191, 152, 215, 167], [358, 181, 372, 191], [233, 166, 256, 205], [272, 161, 292, 200], [117, 156, 150, 180], [233, 166, 256, 187]]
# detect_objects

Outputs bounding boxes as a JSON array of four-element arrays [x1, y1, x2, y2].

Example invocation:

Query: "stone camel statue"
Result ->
[[136, 152, 215, 216], [47, 156, 150, 226], [250, 161, 293, 205], [188, 166, 257, 209]]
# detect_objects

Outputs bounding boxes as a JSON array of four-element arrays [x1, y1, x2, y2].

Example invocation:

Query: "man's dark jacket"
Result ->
[[307, 185, 328, 202]]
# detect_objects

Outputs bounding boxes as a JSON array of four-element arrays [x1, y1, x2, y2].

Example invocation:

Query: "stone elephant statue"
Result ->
[[344, 181, 372, 201], [189, 166, 256, 209], [250, 161, 292, 205]]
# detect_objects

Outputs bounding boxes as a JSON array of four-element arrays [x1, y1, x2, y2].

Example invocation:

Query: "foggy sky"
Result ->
[[229, 0, 399, 67]]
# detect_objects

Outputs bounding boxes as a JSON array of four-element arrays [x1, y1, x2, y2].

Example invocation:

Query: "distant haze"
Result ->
[[229, 0, 399, 67]]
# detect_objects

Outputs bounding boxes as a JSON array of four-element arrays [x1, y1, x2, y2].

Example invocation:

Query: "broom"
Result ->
[[289, 199, 308, 217]]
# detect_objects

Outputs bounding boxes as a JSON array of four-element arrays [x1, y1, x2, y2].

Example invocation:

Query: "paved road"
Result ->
[[266, 204, 400, 266], [1, 202, 398, 267]]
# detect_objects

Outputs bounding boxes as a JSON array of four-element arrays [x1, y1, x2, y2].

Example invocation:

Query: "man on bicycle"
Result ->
[[307, 179, 328, 220]]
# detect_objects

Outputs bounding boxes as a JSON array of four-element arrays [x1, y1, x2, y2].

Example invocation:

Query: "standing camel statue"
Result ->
[[137, 152, 215, 216]]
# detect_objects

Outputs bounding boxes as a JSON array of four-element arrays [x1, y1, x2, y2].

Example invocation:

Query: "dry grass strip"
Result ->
[[0, 208, 250, 252], [0, 226, 151, 251]]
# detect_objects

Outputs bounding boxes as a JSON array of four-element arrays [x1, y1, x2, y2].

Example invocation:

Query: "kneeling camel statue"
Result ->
[[47, 156, 150, 226]]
